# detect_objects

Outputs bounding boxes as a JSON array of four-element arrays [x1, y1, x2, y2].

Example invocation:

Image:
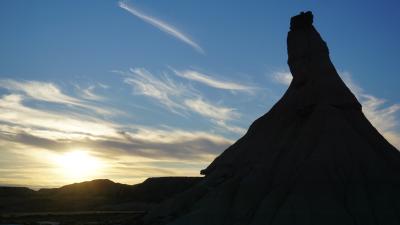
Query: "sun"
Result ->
[[54, 150, 103, 181]]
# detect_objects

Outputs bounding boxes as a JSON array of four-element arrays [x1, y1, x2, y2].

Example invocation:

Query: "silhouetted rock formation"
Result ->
[[143, 11, 400, 225], [0, 177, 201, 212]]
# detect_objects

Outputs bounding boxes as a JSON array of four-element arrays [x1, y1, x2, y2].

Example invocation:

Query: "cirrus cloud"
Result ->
[[172, 68, 256, 93], [122, 68, 247, 135], [118, 1, 204, 54]]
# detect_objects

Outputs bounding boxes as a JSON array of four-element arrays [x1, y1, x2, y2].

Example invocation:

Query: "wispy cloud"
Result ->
[[172, 69, 256, 93], [0, 124, 232, 162], [122, 68, 246, 134], [214, 120, 247, 135], [123, 68, 188, 114], [184, 98, 246, 135], [0, 80, 82, 106], [271, 71, 292, 85], [0, 79, 112, 115], [118, 1, 204, 54], [0, 94, 118, 138], [184, 98, 239, 121], [74, 84, 105, 101], [184, 98, 245, 135]]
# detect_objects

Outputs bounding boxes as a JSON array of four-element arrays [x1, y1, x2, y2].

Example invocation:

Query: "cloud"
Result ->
[[0, 125, 232, 162], [214, 120, 247, 135], [122, 68, 246, 134], [0, 118, 233, 187], [172, 69, 256, 93], [0, 94, 118, 138], [98, 128, 233, 160], [118, 1, 204, 54], [271, 71, 293, 85], [75, 84, 105, 101], [0, 79, 112, 115], [184, 98, 245, 135], [0, 79, 82, 105], [184, 98, 239, 121], [123, 68, 188, 114]]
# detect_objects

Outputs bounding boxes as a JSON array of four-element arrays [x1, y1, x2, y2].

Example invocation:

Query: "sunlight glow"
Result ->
[[54, 150, 103, 181]]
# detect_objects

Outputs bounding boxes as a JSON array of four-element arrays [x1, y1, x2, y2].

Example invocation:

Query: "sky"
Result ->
[[0, 0, 399, 188]]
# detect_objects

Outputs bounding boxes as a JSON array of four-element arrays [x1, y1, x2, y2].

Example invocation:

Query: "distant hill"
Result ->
[[0, 177, 202, 212], [0, 186, 36, 197]]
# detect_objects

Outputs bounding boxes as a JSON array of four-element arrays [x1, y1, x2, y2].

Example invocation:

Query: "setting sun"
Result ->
[[54, 150, 103, 181]]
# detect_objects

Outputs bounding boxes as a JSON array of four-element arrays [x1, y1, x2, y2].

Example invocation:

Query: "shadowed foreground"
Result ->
[[142, 11, 400, 225]]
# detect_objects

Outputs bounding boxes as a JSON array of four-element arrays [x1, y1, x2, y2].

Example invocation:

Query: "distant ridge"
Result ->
[[0, 177, 202, 212], [0, 186, 36, 197]]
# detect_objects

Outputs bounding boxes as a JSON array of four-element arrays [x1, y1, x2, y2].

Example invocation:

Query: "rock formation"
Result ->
[[143, 11, 400, 225]]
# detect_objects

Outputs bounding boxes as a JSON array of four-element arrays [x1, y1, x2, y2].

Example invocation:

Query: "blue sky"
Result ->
[[0, 0, 399, 188]]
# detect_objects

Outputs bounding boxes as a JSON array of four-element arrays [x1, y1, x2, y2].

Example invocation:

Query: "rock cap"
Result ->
[[290, 11, 313, 31]]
